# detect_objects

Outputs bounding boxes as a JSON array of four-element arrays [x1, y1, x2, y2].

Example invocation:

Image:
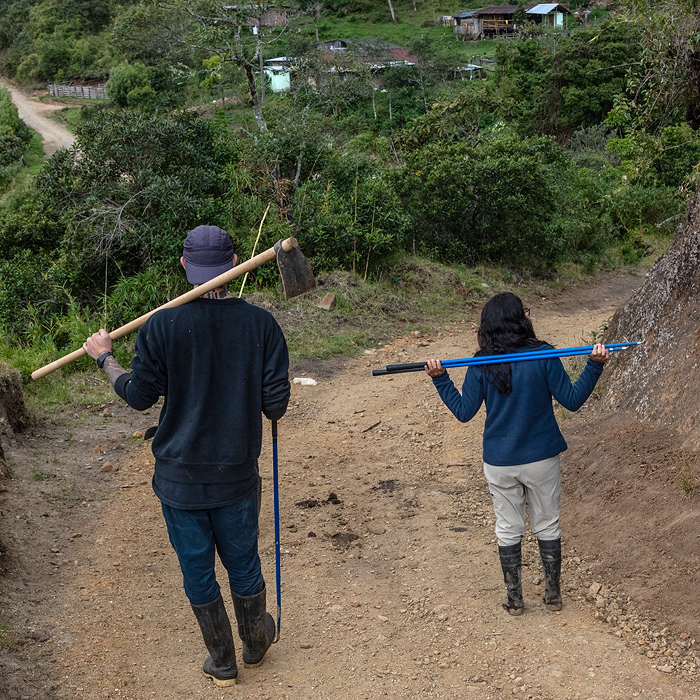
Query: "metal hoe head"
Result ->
[[274, 239, 316, 300]]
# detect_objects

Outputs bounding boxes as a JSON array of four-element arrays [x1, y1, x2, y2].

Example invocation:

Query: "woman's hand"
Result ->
[[425, 359, 446, 378], [590, 343, 609, 364]]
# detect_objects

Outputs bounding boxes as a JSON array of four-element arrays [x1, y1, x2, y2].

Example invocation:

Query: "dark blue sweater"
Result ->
[[432, 344, 604, 466], [115, 298, 290, 487]]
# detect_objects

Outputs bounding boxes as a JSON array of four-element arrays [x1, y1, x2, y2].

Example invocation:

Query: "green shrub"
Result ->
[[105, 62, 152, 108], [653, 125, 700, 188], [394, 135, 573, 267]]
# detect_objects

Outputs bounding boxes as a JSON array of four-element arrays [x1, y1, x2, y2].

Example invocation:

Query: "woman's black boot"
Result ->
[[190, 595, 238, 687], [232, 583, 276, 667], [538, 537, 563, 611], [498, 542, 524, 616]]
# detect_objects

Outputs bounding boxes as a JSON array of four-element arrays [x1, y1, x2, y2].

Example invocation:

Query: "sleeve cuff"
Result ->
[[586, 358, 604, 374], [432, 371, 451, 385], [114, 372, 133, 401]]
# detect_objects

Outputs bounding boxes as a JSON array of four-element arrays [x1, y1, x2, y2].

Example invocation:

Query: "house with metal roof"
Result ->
[[525, 3, 571, 27], [452, 10, 480, 38], [474, 6, 535, 37], [453, 4, 570, 38], [313, 39, 417, 69]]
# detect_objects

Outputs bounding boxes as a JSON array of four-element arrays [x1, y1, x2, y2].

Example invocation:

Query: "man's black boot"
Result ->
[[232, 583, 276, 667], [498, 542, 524, 616], [190, 595, 238, 687], [538, 537, 562, 611]]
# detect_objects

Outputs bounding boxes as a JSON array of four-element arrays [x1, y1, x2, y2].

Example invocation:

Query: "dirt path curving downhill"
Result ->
[[0, 78, 74, 156], [0, 268, 698, 700]]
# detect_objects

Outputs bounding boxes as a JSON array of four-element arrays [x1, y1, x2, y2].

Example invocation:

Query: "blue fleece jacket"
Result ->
[[432, 344, 604, 466]]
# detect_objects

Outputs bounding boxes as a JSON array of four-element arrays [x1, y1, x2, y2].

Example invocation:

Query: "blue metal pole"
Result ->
[[272, 420, 281, 643], [373, 341, 643, 376]]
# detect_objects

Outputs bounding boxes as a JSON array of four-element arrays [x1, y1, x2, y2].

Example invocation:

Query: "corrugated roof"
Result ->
[[475, 5, 519, 14], [453, 10, 479, 18], [526, 3, 570, 13]]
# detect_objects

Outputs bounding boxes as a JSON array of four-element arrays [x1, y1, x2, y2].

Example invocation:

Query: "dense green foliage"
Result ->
[[493, 22, 642, 136], [0, 0, 129, 82], [0, 85, 32, 188], [0, 1, 698, 372]]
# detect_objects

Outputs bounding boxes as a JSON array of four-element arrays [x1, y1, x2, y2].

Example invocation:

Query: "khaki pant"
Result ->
[[483, 456, 561, 547]]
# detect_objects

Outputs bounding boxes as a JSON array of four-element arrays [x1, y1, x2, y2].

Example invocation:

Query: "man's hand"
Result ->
[[83, 329, 113, 360], [425, 359, 446, 378], [590, 343, 609, 364]]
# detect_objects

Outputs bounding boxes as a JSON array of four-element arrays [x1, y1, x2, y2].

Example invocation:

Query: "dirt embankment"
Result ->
[[1, 268, 699, 700]]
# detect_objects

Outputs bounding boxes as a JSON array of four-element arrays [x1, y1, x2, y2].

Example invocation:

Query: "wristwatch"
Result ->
[[96, 351, 113, 369]]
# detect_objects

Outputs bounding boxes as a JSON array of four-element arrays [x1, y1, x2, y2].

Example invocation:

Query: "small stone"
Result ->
[[50, 548, 60, 553], [133, 431, 143, 438], [352, 602, 361, 608], [533, 577, 542, 586], [315, 293, 336, 311], [658, 665, 674, 673], [300, 643, 312, 649], [293, 377, 317, 387], [595, 596, 607, 609], [100, 463, 115, 473], [92, 445, 102, 453], [588, 582, 602, 597], [72, 533, 82, 539], [378, 615, 389, 622], [437, 613, 449, 622], [102, 409, 112, 417]]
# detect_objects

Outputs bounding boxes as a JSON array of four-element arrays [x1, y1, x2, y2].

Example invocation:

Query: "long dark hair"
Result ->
[[476, 292, 544, 395]]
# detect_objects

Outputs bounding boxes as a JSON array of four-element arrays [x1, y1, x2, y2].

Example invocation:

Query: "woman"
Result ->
[[425, 292, 608, 615]]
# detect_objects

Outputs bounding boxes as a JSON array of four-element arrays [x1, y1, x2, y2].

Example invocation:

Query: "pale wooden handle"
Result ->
[[31, 238, 297, 380]]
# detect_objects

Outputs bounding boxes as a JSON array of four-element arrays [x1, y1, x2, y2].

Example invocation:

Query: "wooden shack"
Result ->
[[453, 10, 480, 38]]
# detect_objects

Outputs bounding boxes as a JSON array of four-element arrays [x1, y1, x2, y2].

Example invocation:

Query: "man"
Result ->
[[84, 225, 290, 687]]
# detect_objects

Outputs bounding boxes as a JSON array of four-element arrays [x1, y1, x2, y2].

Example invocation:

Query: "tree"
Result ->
[[154, 0, 299, 131], [297, 0, 323, 41], [35, 109, 236, 290], [623, 0, 700, 129], [105, 62, 154, 109]]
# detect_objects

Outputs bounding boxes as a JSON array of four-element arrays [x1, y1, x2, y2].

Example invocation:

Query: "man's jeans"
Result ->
[[161, 484, 263, 605]]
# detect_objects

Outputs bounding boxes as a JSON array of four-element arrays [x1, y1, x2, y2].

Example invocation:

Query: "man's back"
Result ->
[[115, 297, 290, 480]]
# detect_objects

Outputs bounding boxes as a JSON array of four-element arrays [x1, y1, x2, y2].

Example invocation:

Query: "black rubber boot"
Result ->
[[539, 537, 562, 611], [498, 542, 524, 616], [190, 595, 238, 687], [232, 583, 276, 667]]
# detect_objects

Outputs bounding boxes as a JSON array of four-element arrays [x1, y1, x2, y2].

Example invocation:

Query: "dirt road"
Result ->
[[1, 269, 697, 700], [0, 78, 74, 156]]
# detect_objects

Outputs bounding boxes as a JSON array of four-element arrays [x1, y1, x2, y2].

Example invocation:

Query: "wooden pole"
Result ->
[[31, 238, 298, 380]]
